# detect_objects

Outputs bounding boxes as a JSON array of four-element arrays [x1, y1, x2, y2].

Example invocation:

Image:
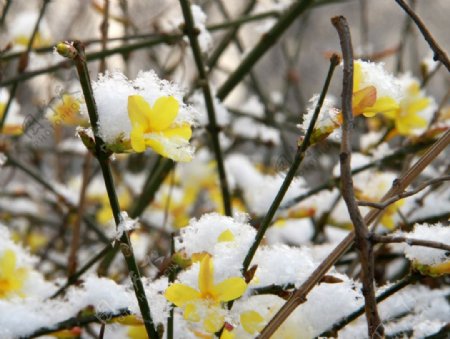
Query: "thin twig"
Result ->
[[99, 0, 110, 73], [242, 54, 340, 274], [24, 308, 130, 338], [0, 0, 50, 132], [4, 153, 110, 244], [216, 0, 314, 101], [258, 79, 450, 339], [394, 0, 450, 71], [280, 138, 436, 211], [179, 0, 232, 216], [372, 234, 450, 252], [332, 15, 383, 338], [57, 41, 158, 338], [0, 0, 12, 27], [207, 0, 257, 70], [358, 175, 450, 209], [320, 273, 420, 337], [0, 35, 182, 87], [67, 152, 92, 277]]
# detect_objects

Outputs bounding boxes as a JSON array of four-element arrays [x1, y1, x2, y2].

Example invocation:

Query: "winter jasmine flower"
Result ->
[[352, 61, 400, 118], [386, 76, 434, 135], [164, 254, 247, 333], [46, 94, 87, 127], [0, 249, 28, 299], [128, 95, 193, 161], [89, 71, 197, 160]]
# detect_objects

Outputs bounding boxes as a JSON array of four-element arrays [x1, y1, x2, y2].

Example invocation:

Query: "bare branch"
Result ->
[[372, 234, 450, 252], [394, 0, 450, 71], [358, 175, 450, 209]]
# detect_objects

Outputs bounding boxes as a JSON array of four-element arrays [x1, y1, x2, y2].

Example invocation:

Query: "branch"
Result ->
[[394, 0, 450, 71], [320, 273, 420, 337], [242, 54, 340, 274], [258, 58, 450, 339], [179, 0, 232, 216], [332, 15, 383, 338], [371, 234, 450, 252], [280, 138, 436, 210], [217, 0, 314, 101], [358, 175, 450, 209], [24, 308, 131, 338], [56, 41, 158, 338]]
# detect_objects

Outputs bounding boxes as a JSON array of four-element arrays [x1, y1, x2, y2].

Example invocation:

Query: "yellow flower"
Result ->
[[386, 81, 429, 135], [413, 260, 450, 277], [0, 249, 28, 299], [47, 94, 86, 127], [0, 102, 23, 135], [380, 199, 404, 230], [128, 95, 193, 162], [240, 310, 265, 335], [165, 254, 247, 333], [352, 61, 399, 118], [127, 325, 147, 339], [14, 32, 50, 49]]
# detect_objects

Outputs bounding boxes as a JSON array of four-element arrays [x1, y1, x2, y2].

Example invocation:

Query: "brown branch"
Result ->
[[394, 0, 450, 71], [67, 152, 92, 276], [99, 0, 110, 73], [332, 15, 383, 339], [259, 132, 449, 339], [358, 175, 450, 209], [372, 234, 450, 252]]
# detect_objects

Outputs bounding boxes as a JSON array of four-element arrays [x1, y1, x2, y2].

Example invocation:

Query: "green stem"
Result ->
[[207, 0, 257, 70], [50, 243, 114, 299], [68, 41, 158, 338], [241, 55, 340, 273], [179, 0, 232, 216], [23, 308, 131, 338], [216, 0, 314, 101], [0, 0, 12, 27], [1, 0, 50, 132], [0, 35, 181, 87]]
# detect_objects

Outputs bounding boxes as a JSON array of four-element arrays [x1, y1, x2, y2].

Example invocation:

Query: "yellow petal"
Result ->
[[218, 229, 235, 242], [220, 329, 235, 339], [184, 303, 201, 322], [407, 97, 430, 114], [212, 277, 247, 302], [353, 86, 377, 116], [127, 325, 148, 339], [1, 250, 16, 277], [164, 283, 200, 306], [203, 309, 225, 333], [364, 96, 399, 118], [353, 62, 362, 91], [199, 254, 214, 296], [397, 114, 427, 135], [113, 314, 143, 325], [145, 135, 193, 162], [161, 123, 192, 141], [128, 95, 151, 130], [240, 310, 265, 334], [130, 126, 146, 153], [148, 96, 179, 131]]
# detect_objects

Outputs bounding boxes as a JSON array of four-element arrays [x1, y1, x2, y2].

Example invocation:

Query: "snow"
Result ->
[[397, 223, 450, 266], [91, 70, 198, 146], [116, 211, 139, 239], [226, 154, 309, 215]]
